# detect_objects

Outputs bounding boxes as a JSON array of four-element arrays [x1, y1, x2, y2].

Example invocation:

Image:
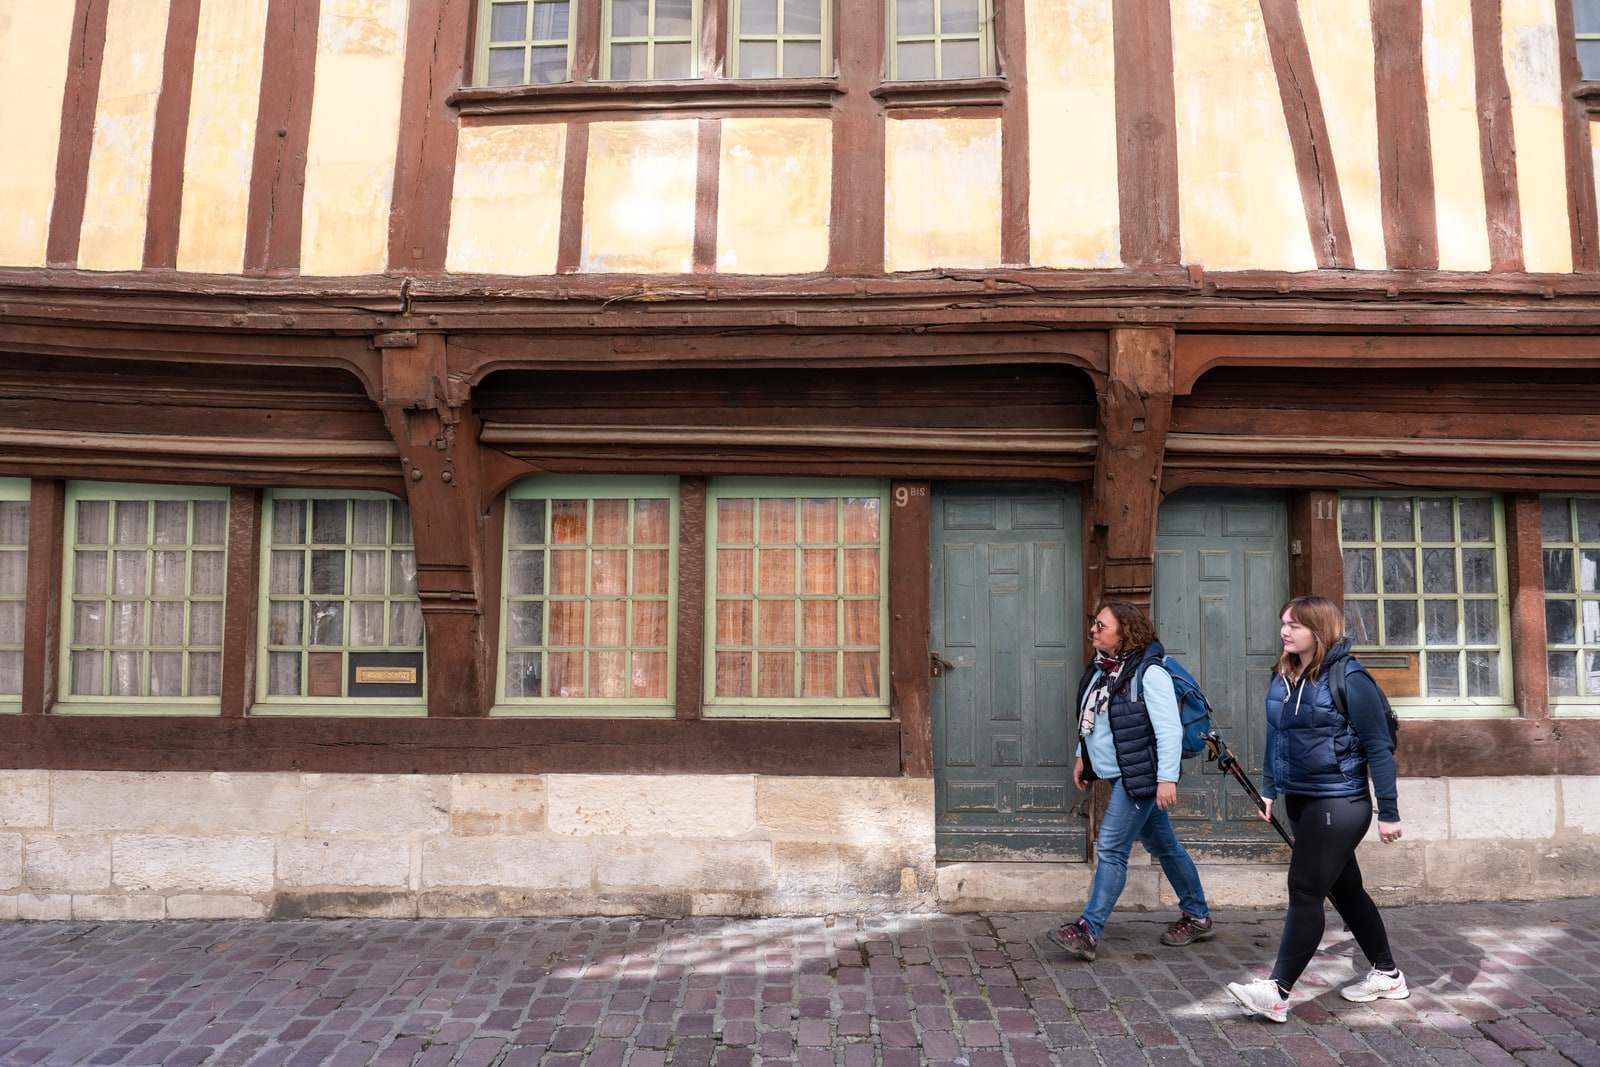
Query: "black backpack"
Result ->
[[1327, 659, 1399, 752]]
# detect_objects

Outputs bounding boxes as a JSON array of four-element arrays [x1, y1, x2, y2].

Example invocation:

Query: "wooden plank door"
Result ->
[[1152, 489, 1290, 855], [931, 483, 1084, 860]]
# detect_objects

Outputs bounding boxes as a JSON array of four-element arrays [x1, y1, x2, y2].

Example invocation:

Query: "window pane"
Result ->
[[509, 550, 546, 596], [310, 550, 346, 596], [898, 0, 934, 35], [0, 553, 23, 598], [758, 652, 794, 697], [1425, 651, 1458, 696], [1578, 498, 1600, 541], [942, 0, 979, 31], [1463, 600, 1498, 645], [0, 651, 20, 697], [391, 602, 423, 646], [716, 651, 751, 696], [1541, 496, 1572, 540], [111, 602, 142, 647], [529, 46, 568, 83], [897, 40, 935, 79], [657, 0, 693, 33], [150, 602, 185, 646], [1424, 600, 1457, 645], [1458, 497, 1493, 541], [1343, 548, 1376, 594], [114, 501, 148, 545], [1578, 0, 1600, 31], [1421, 548, 1457, 594], [190, 602, 223, 645], [552, 500, 587, 543], [1460, 547, 1495, 594], [1379, 498, 1413, 541], [940, 37, 980, 77], [785, 0, 822, 32], [614, 0, 649, 35], [1550, 650, 1579, 696], [113, 551, 147, 596], [349, 602, 384, 647], [535, 0, 570, 37], [510, 499, 546, 545], [741, 40, 778, 77], [760, 548, 796, 594], [506, 652, 541, 697], [311, 500, 346, 544], [800, 651, 834, 696], [742, 0, 779, 33], [758, 600, 796, 645], [1581, 548, 1600, 593], [654, 41, 693, 78], [634, 601, 668, 645], [152, 551, 187, 596], [509, 601, 544, 645], [491, 1, 529, 40], [0, 501, 28, 544], [782, 39, 821, 76], [1381, 548, 1415, 594], [1345, 600, 1377, 644], [153, 501, 188, 545], [1466, 651, 1498, 698], [1418, 497, 1454, 541], [1340, 497, 1373, 541], [1384, 600, 1417, 645]]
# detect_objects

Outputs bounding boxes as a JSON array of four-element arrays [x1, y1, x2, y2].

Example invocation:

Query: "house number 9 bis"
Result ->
[[894, 486, 928, 507]]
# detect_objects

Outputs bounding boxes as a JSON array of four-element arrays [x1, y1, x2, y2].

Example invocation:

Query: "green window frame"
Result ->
[[730, 0, 829, 79], [603, 0, 700, 80], [495, 476, 678, 716], [59, 483, 228, 714], [705, 478, 889, 718], [476, 0, 574, 85], [1340, 493, 1511, 713], [256, 492, 425, 715], [1578, 0, 1600, 81], [887, 0, 994, 81], [0, 479, 28, 709], [1540, 495, 1600, 710]]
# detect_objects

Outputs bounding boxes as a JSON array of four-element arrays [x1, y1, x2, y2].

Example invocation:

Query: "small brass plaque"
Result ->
[[354, 666, 418, 685]]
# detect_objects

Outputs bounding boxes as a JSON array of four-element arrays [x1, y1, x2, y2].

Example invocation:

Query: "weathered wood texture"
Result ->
[[889, 480, 932, 777], [829, 0, 886, 272], [995, 0, 1030, 266], [1470, 0, 1523, 273], [1112, 0, 1180, 266], [46, 0, 110, 268], [244, 0, 320, 274], [674, 477, 708, 719], [143, 0, 202, 270], [1503, 493, 1549, 721], [0, 716, 905, 775], [1371, 0, 1437, 269], [221, 488, 263, 717], [1287, 489, 1342, 603], [1554, 0, 1600, 271], [388, 0, 470, 273], [1090, 328, 1173, 598], [20, 481, 64, 717], [1259, 0, 1353, 268]]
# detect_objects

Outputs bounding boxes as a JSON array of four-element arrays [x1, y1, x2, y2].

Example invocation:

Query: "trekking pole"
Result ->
[[1202, 730, 1293, 846]]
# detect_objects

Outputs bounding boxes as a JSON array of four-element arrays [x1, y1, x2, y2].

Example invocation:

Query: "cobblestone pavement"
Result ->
[[0, 898, 1597, 1066]]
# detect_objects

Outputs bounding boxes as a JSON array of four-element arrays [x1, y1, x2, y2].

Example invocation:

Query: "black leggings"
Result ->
[[1270, 794, 1396, 992]]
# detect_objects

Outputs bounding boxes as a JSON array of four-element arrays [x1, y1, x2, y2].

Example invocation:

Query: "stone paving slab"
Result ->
[[0, 899, 1596, 1065]]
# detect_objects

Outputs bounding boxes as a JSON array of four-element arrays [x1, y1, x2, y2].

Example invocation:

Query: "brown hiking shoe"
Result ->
[[1160, 914, 1215, 946]]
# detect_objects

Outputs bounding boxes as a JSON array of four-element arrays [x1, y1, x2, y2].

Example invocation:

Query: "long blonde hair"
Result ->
[[1275, 595, 1344, 682]]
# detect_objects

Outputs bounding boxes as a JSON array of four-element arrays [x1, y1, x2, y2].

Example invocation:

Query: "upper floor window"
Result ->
[[887, 0, 993, 80], [0, 479, 28, 707], [1578, 0, 1600, 81], [480, 0, 574, 85], [258, 492, 424, 713], [731, 0, 829, 78], [1541, 495, 1600, 704], [1340, 493, 1509, 708], [605, 0, 699, 79], [705, 479, 888, 716], [60, 484, 227, 711]]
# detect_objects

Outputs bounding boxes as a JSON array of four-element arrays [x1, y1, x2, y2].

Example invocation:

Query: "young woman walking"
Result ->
[[1227, 595, 1407, 1022]]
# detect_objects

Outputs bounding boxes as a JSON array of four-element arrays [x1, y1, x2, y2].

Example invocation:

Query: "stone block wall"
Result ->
[[0, 771, 936, 921], [0, 772, 1595, 919]]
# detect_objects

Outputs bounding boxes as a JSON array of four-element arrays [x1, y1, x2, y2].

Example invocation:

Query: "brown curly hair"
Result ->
[[1095, 600, 1159, 655]]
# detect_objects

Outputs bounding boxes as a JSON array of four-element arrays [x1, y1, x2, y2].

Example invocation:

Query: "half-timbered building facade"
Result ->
[[0, 0, 1597, 918]]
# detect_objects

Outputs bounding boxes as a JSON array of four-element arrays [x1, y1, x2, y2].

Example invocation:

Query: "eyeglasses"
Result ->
[[1088, 618, 1111, 632]]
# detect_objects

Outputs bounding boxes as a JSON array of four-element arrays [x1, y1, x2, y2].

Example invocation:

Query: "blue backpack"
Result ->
[[1133, 656, 1215, 759]]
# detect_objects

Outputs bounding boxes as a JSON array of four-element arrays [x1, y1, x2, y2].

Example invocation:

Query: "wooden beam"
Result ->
[[1259, 0, 1354, 268], [1091, 328, 1174, 598], [20, 481, 64, 716], [143, 0, 202, 270], [828, 0, 886, 273], [387, 0, 470, 273], [1111, 0, 1180, 266], [889, 480, 932, 777], [244, 0, 320, 274], [1371, 0, 1437, 269], [675, 477, 707, 720], [693, 118, 722, 273], [1503, 493, 1549, 722], [220, 488, 262, 717], [1469, 0, 1523, 273], [46, 0, 110, 268], [995, 0, 1030, 266]]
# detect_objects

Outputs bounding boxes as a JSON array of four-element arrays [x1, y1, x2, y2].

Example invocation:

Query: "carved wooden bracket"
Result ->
[[1091, 328, 1175, 600]]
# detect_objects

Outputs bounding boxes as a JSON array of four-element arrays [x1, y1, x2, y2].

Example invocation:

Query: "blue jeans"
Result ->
[[1080, 777, 1209, 941]]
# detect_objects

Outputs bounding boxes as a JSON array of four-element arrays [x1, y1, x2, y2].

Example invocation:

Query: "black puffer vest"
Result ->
[[1075, 641, 1165, 799]]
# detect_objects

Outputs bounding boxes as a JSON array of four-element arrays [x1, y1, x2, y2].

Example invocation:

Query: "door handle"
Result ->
[[931, 652, 957, 677]]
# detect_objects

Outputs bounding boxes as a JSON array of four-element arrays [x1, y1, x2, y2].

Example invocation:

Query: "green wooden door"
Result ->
[[1152, 489, 1290, 855], [931, 484, 1084, 861]]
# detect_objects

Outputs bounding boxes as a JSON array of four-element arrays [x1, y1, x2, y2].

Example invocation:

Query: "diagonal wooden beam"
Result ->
[[1259, 0, 1354, 268]]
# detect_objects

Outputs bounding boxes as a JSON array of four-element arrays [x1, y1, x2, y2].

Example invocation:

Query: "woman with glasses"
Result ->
[[1046, 600, 1213, 961]]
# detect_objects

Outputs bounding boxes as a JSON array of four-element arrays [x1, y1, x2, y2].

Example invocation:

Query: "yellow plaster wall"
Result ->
[[1421, 0, 1490, 271], [716, 118, 831, 275], [1592, 123, 1600, 233], [77, 0, 172, 272], [176, 0, 271, 274], [1170, 0, 1315, 272], [1025, 0, 1120, 268], [445, 123, 566, 275], [884, 117, 1001, 273], [0, 1, 75, 266], [298, 0, 408, 276], [1300, 0, 1385, 270], [582, 120, 698, 273], [1502, 0, 1572, 273]]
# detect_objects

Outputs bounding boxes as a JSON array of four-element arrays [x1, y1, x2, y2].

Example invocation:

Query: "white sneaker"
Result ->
[[1227, 977, 1290, 1022], [1340, 967, 1410, 1002]]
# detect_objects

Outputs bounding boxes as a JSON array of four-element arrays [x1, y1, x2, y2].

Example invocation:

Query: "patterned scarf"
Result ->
[[1078, 651, 1125, 738]]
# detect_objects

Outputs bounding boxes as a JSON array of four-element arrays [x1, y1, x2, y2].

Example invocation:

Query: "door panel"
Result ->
[[1153, 489, 1290, 855], [931, 484, 1084, 861]]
